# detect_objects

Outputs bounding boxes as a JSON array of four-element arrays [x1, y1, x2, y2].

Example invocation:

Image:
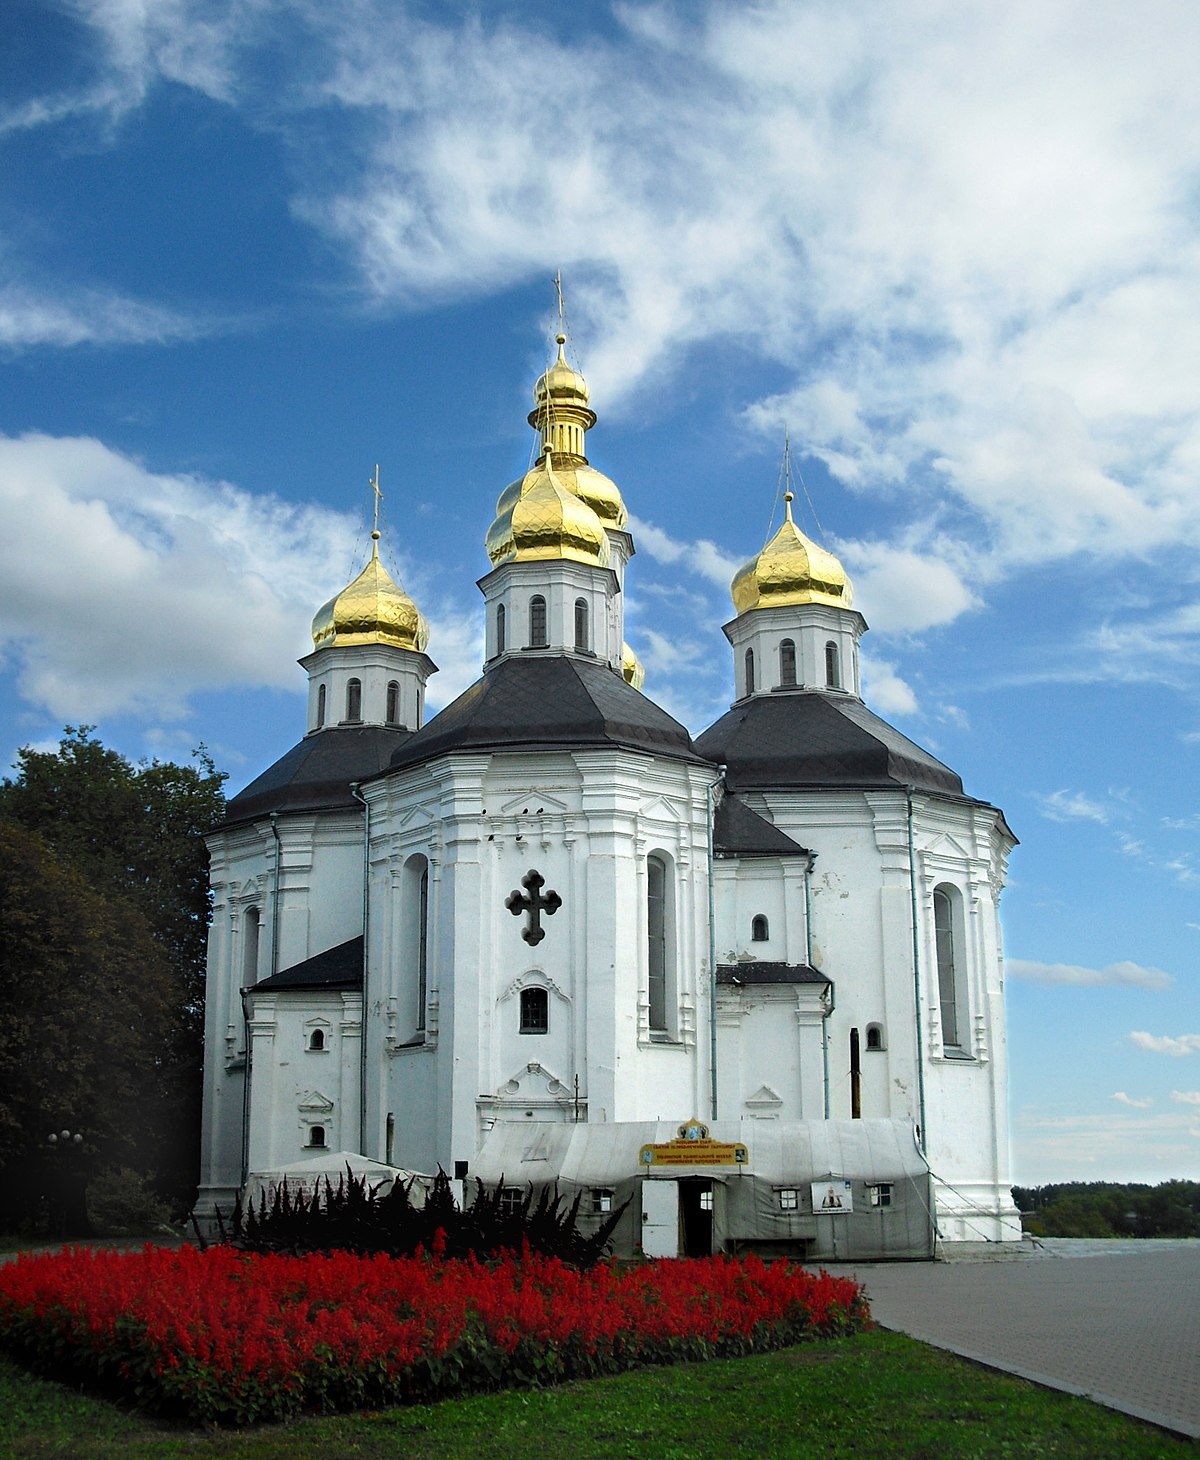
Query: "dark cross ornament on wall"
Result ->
[[506, 869, 562, 946]]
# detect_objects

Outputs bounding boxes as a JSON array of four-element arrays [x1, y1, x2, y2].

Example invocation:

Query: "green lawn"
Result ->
[[2, 1331, 1193, 1459]]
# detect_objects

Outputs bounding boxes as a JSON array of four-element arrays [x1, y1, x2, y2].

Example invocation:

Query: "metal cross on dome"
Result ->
[[506, 869, 562, 946]]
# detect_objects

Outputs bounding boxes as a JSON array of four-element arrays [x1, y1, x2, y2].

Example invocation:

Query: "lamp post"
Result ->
[[45, 1129, 90, 1239]]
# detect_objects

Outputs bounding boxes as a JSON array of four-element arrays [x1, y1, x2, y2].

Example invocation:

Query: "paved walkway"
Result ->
[[831, 1239, 1200, 1439]]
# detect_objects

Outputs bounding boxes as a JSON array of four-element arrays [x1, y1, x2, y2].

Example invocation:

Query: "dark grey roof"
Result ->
[[254, 936, 364, 991], [385, 655, 704, 774], [717, 962, 830, 986], [222, 726, 412, 826], [696, 691, 964, 797], [714, 794, 809, 857]]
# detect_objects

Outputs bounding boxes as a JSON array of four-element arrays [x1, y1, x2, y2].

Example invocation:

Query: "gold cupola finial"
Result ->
[[730, 477, 854, 616], [311, 467, 430, 652]]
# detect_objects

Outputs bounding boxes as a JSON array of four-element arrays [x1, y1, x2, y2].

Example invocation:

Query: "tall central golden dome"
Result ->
[[485, 448, 611, 568], [311, 533, 430, 651], [730, 493, 853, 615]]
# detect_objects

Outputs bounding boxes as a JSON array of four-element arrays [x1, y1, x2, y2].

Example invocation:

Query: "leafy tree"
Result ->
[[1013, 1181, 1200, 1239], [0, 821, 179, 1227], [0, 728, 226, 1215]]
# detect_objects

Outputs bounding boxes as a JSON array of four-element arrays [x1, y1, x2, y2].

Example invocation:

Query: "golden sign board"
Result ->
[[639, 1119, 749, 1169]]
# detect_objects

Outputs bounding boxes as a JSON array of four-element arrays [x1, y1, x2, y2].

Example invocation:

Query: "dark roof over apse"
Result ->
[[386, 656, 705, 774], [253, 935, 364, 991], [714, 793, 811, 857], [716, 963, 830, 987], [696, 691, 965, 797], [222, 726, 413, 827]]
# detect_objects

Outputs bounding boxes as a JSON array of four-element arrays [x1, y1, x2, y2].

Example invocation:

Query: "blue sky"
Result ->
[[2, 0, 1198, 1187]]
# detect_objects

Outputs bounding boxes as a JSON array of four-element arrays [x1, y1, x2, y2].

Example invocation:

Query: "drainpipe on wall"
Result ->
[[706, 770, 724, 1121], [350, 783, 370, 1157], [906, 788, 928, 1152], [269, 813, 282, 979]]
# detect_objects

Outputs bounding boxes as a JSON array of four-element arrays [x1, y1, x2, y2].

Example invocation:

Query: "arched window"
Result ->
[[316, 683, 326, 729], [647, 854, 673, 1034], [751, 914, 769, 942], [346, 677, 362, 722], [496, 603, 506, 655], [780, 639, 797, 687], [243, 907, 261, 986], [825, 641, 840, 690], [934, 885, 968, 1053], [308, 1028, 325, 1051], [529, 595, 548, 647], [308, 1125, 326, 1148], [386, 680, 400, 725], [865, 1023, 885, 1052], [745, 647, 756, 695], [519, 987, 549, 1034], [574, 598, 589, 652]]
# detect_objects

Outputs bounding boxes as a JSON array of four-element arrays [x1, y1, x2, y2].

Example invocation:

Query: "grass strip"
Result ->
[[2, 1330, 1193, 1459]]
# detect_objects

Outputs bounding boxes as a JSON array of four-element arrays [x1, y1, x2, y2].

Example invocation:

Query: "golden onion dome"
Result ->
[[311, 534, 430, 652], [494, 460, 628, 532], [730, 493, 854, 616], [485, 448, 611, 568], [622, 642, 646, 691]]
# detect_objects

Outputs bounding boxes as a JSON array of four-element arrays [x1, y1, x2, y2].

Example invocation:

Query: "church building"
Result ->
[[197, 329, 1021, 1255]]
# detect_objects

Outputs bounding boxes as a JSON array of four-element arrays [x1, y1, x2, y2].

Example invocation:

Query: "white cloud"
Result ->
[[10, 1, 1200, 661], [1013, 1105, 1200, 1185], [1008, 959, 1173, 990], [1110, 1092, 1153, 1109], [626, 515, 740, 590], [0, 281, 206, 350], [859, 655, 918, 718], [1130, 1031, 1200, 1057], [1171, 1091, 1200, 1106], [1035, 788, 1111, 824], [0, 431, 475, 724]]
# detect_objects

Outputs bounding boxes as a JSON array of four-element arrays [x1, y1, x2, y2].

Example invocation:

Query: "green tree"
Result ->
[[0, 821, 179, 1227], [0, 728, 226, 1214]]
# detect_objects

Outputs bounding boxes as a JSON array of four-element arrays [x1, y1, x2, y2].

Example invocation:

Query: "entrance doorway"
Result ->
[[679, 1178, 714, 1257]]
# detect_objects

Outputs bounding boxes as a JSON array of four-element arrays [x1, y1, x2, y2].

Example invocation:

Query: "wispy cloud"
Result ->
[[1034, 789, 1112, 824], [1171, 1091, 1200, 1106], [0, 281, 207, 351], [1111, 1092, 1153, 1109], [1014, 1104, 1200, 1184], [1130, 1031, 1200, 1058], [1009, 959, 1173, 990]]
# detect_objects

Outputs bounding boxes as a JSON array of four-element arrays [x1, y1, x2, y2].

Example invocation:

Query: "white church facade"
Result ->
[[197, 332, 1021, 1255]]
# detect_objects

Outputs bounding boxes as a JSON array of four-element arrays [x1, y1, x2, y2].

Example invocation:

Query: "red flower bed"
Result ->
[[0, 1243, 869, 1425]]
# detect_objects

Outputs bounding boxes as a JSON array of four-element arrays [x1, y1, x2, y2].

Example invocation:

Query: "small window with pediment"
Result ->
[[751, 914, 769, 942], [307, 1125, 326, 1148], [308, 1028, 326, 1052]]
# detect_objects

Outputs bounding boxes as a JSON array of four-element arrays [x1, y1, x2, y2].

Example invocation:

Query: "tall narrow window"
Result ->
[[243, 907, 261, 986], [416, 863, 429, 1032], [934, 885, 966, 1052], [386, 680, 400, 725], [745, 647, 756, 695], [574, 598, 589, 651], [751, 914, 769, 942], [825, 641, 840, 689], [780, 639, 797, 687], [316, 683, 326, 729], [496, 603, 506, 655], [519, 987, 549, 1034], [529, 595, 547, 647], [346, 677, 362, 722], [647, 854, 669, 1033]]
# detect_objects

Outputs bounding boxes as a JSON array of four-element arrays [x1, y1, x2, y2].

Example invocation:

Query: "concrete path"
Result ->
[[831, 1239, 1200, 1439]]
